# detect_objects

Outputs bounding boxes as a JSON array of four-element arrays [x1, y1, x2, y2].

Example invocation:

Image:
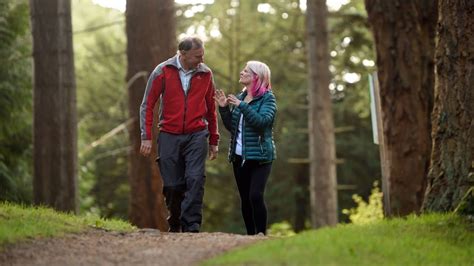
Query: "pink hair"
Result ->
[[247, 61, 271, 98]]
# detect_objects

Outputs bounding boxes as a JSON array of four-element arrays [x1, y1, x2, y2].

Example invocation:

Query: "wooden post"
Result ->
[[369, 72, 391, 216]]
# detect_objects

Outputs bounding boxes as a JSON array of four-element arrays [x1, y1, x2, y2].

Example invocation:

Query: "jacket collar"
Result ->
[[238, 90, 268, 101], [164, 55, 211, 74]]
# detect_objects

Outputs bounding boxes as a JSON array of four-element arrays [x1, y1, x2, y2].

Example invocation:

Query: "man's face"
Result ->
[[181, 48, 204, 70]]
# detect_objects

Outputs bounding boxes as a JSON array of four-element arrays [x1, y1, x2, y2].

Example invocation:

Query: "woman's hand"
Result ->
[[227, 94, 241, 107], [214, 89, 228, 107]]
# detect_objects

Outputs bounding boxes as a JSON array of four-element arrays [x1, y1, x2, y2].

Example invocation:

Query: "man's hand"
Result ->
[[209, 145, 218, 160], [140, 140, 152, 156]]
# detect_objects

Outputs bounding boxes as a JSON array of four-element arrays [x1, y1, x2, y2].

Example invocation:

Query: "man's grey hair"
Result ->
[[178, 37, 204, 52]]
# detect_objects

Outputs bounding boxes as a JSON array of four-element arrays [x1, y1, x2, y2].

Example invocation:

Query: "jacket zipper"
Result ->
[[241, 116, 246, 167], [229, 108, 238, 162], [241, 95, 256, 167]]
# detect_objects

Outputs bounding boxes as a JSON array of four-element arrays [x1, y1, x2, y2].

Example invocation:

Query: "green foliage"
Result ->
[[0, 202, 135, 247], [267, 221, 296, 237], [72, 0, 129, 218], [203, 213, 474, 265], [0, 0, 32, 203], [342, 181, 383, 224]]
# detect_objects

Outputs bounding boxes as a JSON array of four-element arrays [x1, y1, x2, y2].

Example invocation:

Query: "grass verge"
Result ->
[[0, 202, 135, 247], [204, 213, 474, 265]]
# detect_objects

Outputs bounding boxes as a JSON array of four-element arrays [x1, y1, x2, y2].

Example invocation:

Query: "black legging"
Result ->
[[232, 155, 272, 235]]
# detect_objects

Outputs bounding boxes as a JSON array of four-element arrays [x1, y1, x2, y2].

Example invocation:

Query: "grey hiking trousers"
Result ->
[[157, 129, 208, 232]]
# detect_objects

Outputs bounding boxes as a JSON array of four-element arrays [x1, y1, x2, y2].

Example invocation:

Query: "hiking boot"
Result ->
[[163, 187, 185, 234], [168, 225, 181, 233], [182, 223, 200, 233]]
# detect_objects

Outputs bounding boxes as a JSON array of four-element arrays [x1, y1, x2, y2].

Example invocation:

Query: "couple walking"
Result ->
[[139, 36, 277, 235]]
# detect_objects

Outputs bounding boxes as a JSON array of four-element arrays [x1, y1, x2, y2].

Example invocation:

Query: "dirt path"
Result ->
[[0, 229, 266, 266]]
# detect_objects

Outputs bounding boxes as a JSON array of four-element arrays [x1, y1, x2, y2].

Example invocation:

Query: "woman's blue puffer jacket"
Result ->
[[219, 90, 277, 163]]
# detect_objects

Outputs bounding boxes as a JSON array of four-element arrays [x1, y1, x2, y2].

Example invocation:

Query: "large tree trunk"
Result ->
[[365, 0, 438, 216], [126, 0, 175, 230], [422, 0, 473, 212], [30, 0, 77, 212], [306, 0, 338, 228]]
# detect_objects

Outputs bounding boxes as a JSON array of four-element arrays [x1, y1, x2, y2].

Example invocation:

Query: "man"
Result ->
[[139, 37, 219, 233]]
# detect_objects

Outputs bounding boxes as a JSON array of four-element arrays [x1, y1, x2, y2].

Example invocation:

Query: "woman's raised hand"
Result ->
[[227, 94, 242, 107], [214, 89, 228, 107]]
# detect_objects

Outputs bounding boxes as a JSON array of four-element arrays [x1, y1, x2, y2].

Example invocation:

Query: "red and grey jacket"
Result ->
[[139, 55, 219, 146]]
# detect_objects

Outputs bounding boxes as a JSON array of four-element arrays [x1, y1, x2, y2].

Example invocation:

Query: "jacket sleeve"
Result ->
[[218, 106, 233, 132], [239, 92, 277, 129], [205, 73, 220, 146], [139, 67, 164, 140]]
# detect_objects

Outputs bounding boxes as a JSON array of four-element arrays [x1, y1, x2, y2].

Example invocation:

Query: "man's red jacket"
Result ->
[[139, 55, 219, 146]]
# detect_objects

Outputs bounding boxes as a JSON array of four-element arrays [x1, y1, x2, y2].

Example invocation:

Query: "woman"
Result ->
[[215, 61, 277, 235]]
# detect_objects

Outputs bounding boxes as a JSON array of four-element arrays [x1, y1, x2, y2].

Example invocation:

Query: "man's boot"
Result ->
[[164, 187, 185, 232]]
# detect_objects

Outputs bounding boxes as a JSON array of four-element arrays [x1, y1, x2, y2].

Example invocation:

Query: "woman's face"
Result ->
[[239, 66, 253, 86]]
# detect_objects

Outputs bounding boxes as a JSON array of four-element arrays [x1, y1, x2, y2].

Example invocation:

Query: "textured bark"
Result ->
[[422, 0, 474, 211], [365, 0, 437, 215], [30, 0, 77, 212], [306, 0, 338, 228], [126, 0, 175, 230]]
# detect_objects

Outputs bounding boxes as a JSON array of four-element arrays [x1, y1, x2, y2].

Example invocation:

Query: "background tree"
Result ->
[[365, 0, 438, 216], [30, 0, 77, 212], [306, 0, 338, 228], [422, 0, 473, 212], [126, 0, 175, 229], [0, 0, 32, 203]]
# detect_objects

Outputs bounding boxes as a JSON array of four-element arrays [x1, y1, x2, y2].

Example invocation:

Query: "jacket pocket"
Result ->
[[258, 135, 267, 155]]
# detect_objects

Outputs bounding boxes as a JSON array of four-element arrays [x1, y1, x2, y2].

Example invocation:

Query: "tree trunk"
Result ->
[[365, 0, 438, 216], [422, 0, 473, 212], [30, 0, 77, 212], [126, 0, 175, 230], [306, 0, 338, 228]]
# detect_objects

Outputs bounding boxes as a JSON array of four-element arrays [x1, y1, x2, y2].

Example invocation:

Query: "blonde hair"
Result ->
[[246, 61, 272, 97]]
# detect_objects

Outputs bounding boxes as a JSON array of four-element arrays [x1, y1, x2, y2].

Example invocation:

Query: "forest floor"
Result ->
[[0, 228, 266, 266]]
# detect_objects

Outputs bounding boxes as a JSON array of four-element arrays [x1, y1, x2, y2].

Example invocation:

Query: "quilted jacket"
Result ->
[[219, 90, 277, 163]]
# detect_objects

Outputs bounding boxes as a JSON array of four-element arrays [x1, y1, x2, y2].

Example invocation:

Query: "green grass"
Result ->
[[0, 202, 135, 247], [204, 214, 474, 266]]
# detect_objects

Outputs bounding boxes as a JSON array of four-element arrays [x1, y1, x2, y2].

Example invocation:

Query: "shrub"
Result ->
[[342, 181, 383, 224], [268, 221, 296, 237]]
